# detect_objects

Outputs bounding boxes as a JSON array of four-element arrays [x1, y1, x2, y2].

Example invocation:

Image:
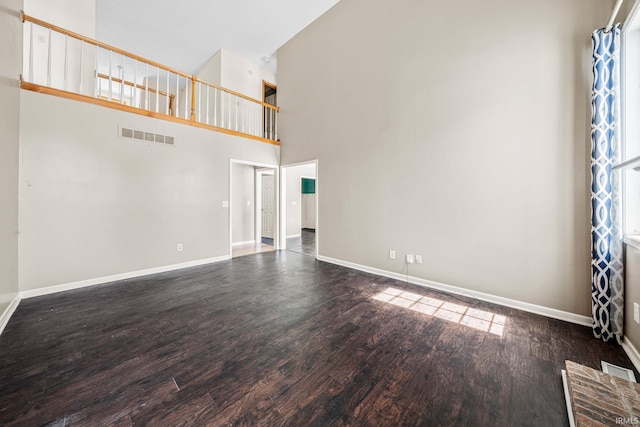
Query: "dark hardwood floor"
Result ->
[[0, 251, 635, 426]]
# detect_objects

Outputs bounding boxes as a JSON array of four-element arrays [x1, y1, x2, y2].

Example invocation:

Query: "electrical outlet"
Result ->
[[635, 303, 639, 324], [389, 250, 396, 259], [177, 243, 183, 252], [406, 254, 414, 264], [415, 255, 423, 264], [222, 201, 229, 208]]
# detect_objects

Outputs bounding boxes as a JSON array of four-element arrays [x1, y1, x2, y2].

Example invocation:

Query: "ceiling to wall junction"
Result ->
[[96, 0, 341, 76]]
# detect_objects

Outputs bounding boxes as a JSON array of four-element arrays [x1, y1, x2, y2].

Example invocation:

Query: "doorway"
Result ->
[[280, 161, 318, 258], [263, 81, 277, 140], [230, 160, 279, 258]]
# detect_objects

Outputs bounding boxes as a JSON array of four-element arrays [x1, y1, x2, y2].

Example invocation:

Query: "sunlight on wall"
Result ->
[[371, 287, 506, 336]]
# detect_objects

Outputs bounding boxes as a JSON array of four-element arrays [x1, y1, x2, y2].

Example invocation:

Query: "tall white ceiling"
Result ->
[[96, 0, 341, 76]]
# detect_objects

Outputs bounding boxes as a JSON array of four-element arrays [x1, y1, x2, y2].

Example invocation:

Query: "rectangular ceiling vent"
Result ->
[[119, 127, 175, 146]]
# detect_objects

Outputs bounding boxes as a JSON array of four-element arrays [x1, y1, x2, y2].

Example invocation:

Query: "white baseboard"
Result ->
[[286, 234, 302, 239], [0, 294, 21, 336], [317, 255, 592, 327], [20, 255, 230, 299], [232, 240, 256, 247], [622, 339, 640, 374]]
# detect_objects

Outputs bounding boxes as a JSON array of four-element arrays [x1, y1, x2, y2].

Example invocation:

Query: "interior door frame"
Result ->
[[279, 160, 319, 257], [229, 159, 279, 258], [262, 80, 277, 139]]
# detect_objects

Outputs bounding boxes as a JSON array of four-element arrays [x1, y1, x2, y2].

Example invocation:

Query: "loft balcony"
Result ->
[[20, 13, 279, 146]]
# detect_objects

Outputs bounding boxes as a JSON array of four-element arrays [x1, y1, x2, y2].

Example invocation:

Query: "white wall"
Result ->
[[198, 50, 222, 86], [220, 49, 275, 100], [232, 163, 256, 244], [196, 49, 277, 138], [19, 90, 279, 293], [0, 0, 22, 317], [23, 0, 95, 37], [198, 48, 277, 99], [285, 163, 316, 236], [277, 0, 611, 316]]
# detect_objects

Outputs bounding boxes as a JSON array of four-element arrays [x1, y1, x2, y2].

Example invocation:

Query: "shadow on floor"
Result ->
[[286, 229, 316, 257]]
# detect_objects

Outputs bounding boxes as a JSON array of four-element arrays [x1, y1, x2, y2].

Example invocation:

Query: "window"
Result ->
[[621, 4, 640, 242]]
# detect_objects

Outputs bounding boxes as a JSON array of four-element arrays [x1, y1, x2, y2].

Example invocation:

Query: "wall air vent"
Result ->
[[119, 127, 175, 146]]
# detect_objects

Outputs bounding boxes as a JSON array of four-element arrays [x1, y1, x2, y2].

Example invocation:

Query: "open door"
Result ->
[[261, 174, 275, 240]]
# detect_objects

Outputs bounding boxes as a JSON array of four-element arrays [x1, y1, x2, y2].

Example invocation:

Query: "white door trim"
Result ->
[[229, 159, 279, 258], [280, 160, 319, 258]]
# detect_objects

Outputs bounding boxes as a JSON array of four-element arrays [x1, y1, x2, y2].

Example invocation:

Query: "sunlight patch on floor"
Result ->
[[372, 287, 506, 336]]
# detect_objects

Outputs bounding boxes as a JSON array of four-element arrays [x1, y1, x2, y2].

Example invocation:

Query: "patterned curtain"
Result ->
[[591, 25, 624, 343]]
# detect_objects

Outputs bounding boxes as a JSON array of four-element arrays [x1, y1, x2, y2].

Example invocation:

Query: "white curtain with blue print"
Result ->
[[591, 24, 624, 343]]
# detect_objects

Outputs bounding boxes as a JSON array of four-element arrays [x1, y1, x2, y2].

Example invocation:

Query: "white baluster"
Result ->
[[235, 95, 238, 131], [28, 22, 34, 82], [63, 35, 68, 91], [228, 93, 231, 130], [221, 91, 224, 128], [206, 85, 210, 125], [270, 108, 274, 140], [79, 40, 84, 94], [242, 99, 249, 133], [197, 81, 202, 122], [155, 68, 160, 113], [175, 73, 180, 118], [214, 89, 218, 127], [133, 59, 137, 107], [165, 70, 170, 115], [94, 46, 98, 98], [47, 28, 52, 87], [185, 76, 189, 120], [144, 63, 149, 110], [108, 50, 113, 101]]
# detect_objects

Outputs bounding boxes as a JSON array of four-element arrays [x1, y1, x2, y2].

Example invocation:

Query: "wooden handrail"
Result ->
[[21, 12, 192, 79], [21, 13, 280, 143], [196, 78, 280, 112], [21, 81, 280, 146], [22, 12, 279, 112]]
